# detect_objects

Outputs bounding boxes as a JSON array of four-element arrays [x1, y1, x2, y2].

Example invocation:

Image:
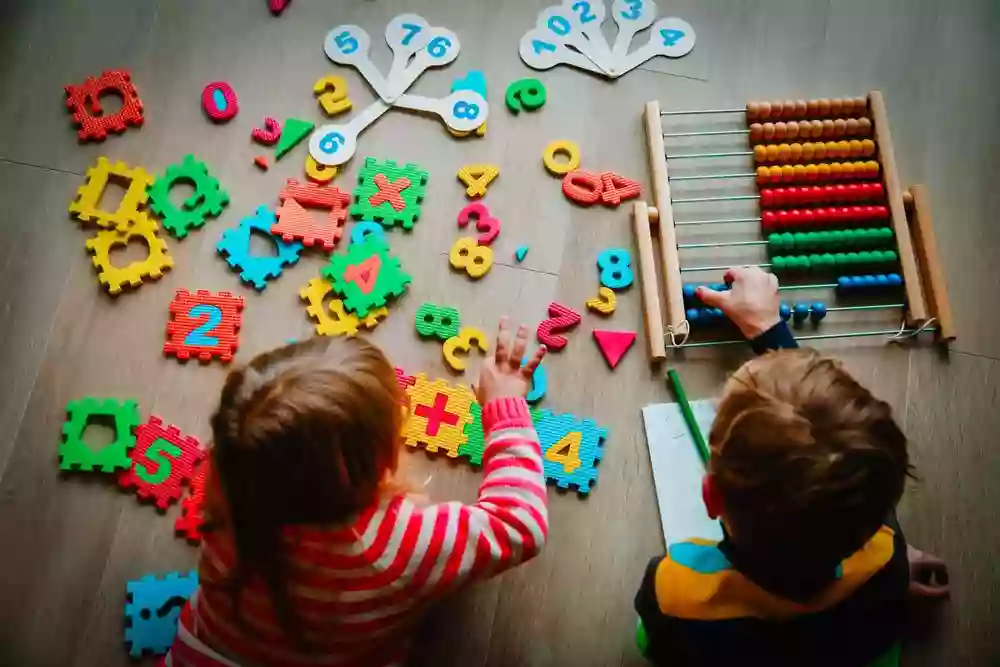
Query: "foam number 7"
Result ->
[[457, 202, 501, 245], [449, 237, 493, 279], [136, 438, 182, 485], [184, 305, 221, 346], [536, 301, 582, 351]]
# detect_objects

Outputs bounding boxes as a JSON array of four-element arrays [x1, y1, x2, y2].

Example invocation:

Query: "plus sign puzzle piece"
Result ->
[[174, 458, 208, 544], [217, 205, 303, 290], [350, 158, 429, 230], [532, 408, 607, 495], [163, 289, 244, 364], [65, 69, 144, 142], [59, 397, 140, 473], [148, 155, 230, 239], [118, 415, 205, 510], [402, 374, 475, 457], [320, 236, 411, 317], [69, 157, 154, 231], [125, 570, 198, 657], [272, 179, 351, 251]]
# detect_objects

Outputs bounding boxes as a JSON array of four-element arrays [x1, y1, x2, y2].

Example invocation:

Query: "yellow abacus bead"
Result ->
[[754, 144, 767, 162], [867, 160, 881, 177], [821, 119, 835, 138], [789, 143, 803, 161], [756, 166, 770, 183], [845, 118, 860, 136], [794, 100, 808, 117], [861, 139, 876, 156], [774, 122, 787, 140], [750, 124, 763, 142], [817, 163, 831, 180], [801, 143, 815, 160], [829, 162, 843, 178], [848, 140, 863, 156], [805, 164, 819, 181], [838, 140, 851, 157], [766, 144, 779, 162], [858, 117, 873, 136], [840, 162, 855, 178], [833, 119, 847, 136], [830, 98, 844, 116], [782, 99, 796, 118], [777, 144, 791, 162], [781, 165, 795, 181], [793, 164, 807, 180], [813, 143, 827, 160], [818, 98, 832, 116]]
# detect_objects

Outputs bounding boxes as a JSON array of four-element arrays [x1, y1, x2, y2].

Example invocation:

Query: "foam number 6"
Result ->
[[415, 302, 461, 340], [313, 75, 352, 116], [136, 438, 182, 485], [505, 78, 547, 113], [457, 202, 501, 245], [449, 237, 493, 279], [184, 305, 222, 346], [597, 248, 634, 290], [545, 431, 582, 474], [442, 327, 489, 373]]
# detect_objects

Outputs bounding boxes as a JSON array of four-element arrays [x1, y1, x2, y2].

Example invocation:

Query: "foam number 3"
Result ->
[[442, 327, 489, 373], [136, 438, 182, 485], [449, 237, 493, 279], [597, 248, 634, 290], [457, 202, 501, 245], [184, 305, 222, 346]]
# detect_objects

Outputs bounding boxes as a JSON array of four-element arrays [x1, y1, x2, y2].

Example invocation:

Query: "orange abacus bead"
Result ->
[[774, 122, 787, 140], [759, 101, 772, 118], [808, 120, 824, 138], [794, 100, 808, 116], [830, 98, 844, 116], [817, 98, 832, 116], [770, 100, 784, 117], [777, 144, 791, 162], [781, 165, 795, 181], [840, 162, 855, 178], [763, 123, 776, 140], [788, 121, 802, 139], [859, 117, 872, 135], [754, 145, 768, 161], [766, 144, 779, 161], [801, 143, 815, 160], [846, 118, 860, 136], [821, 119, 835, 138], [747, 102, 761, 120], [833, 119, 847, 135], [782, 100, 796, 119], [794, 164, 807, 180], [817, 163, 831, 179], [849, 139, 863, 155], [756, 166, 770, 183], [854, 96, 868, 113], [806, 100, 820, 116], [861, 139, 876, 156], [814, 142, 828, 160], [829, 163, 843, 178], [750, 124, 763, 141]]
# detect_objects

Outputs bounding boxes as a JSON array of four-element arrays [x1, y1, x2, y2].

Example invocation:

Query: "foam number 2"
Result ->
[[536, 302, 582, 351], [136, 438, 182, 485], [184, 305, 221, 346], [597, 249, 634, 290], [449, 237, 493, 279]]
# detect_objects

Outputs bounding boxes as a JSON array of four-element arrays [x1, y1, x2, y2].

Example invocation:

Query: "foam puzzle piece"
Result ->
[[537, 302, 582, 351], [314, 75, 353, 116], [523, 356, 547, 404], [174, 458, 208, 544], [599, 172, 642, 206], [415, 302, 461, 339], [457, 202, 501, 245], [505, 78, 546, 113], [59, 397, 140, 473], [299, 277, 387, 337], [251, 116, 281, 145], [273, 179, 352, 251], [163, 289, 244, 363], [514, 246, 529, 262], [351, 158, 429, 229], [85, 213, 174, 295], [563, 170, 603, 206], [320, 236, 412, 317], [305, 155, 338, 184], [533, 409, 607, 495], [449, 237, 493, 279], [395, 366, 417, 391], [65, 69, 144, 142], [456, 164, 499, 198], [586, 286, 617, 315], [148, 155, 230, 239], [443, 327, 489, 373], [593, 330, 636, 369], [217, 206, 303, 290], [542, 140, 581, 176], [459, 402, 485, 465], [402, 374, 475, 457], [597, 248, 634, 290], [275, 117, 315, 160], [202, 82, 239, 123], [69, 157, 154, 231], [118, 415, 206, 510], [125, 570, 199, 657]]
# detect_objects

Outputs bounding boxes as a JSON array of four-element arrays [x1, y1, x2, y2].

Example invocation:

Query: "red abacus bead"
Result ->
[[832, 184, 848, 202], [761, 189, 774, 207], [762, 210, 778, 230], [870, 183, 885, 199], [814, 208, 831, 225], [776, 209, 791, 229], [800, 208, 816, 226]]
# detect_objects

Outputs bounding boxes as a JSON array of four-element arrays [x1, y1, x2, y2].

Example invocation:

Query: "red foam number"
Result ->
[[174, 458, 208, 543], [118, 416, 205, 510], [343, 255, 382, 294], [65, 69, 144, 142], [251, 116, 282, 145], [537, 302, 582, 351], [201, 81, 239, 123], [457, 202, 501, 246], [599, 172, 642, 206], [562, 170, 603, 206]]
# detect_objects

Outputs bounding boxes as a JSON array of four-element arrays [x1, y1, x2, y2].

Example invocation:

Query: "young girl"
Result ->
[[167, 319, 548, 667]]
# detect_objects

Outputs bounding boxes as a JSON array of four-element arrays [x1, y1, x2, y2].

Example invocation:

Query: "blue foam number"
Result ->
[[453, 101, 480, 120], [401, 23, 422, 46], [572, 1, 597, 23], [620, 0, 642, 19], [319, 131, 345, 154], [532, 39, 558, 54], [335, 30, 359, 54], [184, 305, 222, 346], [597, 248, 634, 290], [547, 15, 572, 36], [522, 356, 547, 404], [350, 221, 385, 246], [427, 36, 452, 58], [660, 28, 685, 47]]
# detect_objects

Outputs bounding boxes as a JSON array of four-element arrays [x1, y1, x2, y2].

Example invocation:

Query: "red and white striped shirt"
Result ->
[[167, 397, 547, 667]]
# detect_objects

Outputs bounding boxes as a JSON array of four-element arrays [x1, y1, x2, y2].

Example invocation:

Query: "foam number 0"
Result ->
[[442, 327, 489, 373], [545, 431, 582, 473], [562, 170, 602, 205], [184, 305, 222, 346], [449, 237, 493, 279], [457, 202, 501, 245], [136, 438, 182, 485], [597, 248, 634, 290], [313, 75, 353, 116]]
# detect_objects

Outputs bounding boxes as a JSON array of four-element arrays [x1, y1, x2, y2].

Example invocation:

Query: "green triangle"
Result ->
[[274, 118, 315, 160]]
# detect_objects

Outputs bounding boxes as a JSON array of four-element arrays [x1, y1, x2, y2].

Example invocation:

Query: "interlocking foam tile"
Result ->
[[320, 236, 411, 318], [118, 416, 205, 510], [217, 205, 303, 290], [85, 212, 174, 295], [299, 277, 387, 337], [65, 69, 144, 142], [148, 154, 230, 239], [59, 397, 140, 473], [125, 570, 198, 657], [68, 157, 154, 231], [459, 402, 485, 466], [395, 366, 416, 391], [350, 157, 429, 230], [402, 374, 475, 457], [532, 409, 607, 495], [163, 289, 244, 363], [174, 459, 207, 544], [272, 179, 351, 251]]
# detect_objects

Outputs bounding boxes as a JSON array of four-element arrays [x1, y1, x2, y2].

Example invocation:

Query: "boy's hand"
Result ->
[[907, 545, 950, 599], [474, 317, 546, 405], [696, 266, 781, 339]]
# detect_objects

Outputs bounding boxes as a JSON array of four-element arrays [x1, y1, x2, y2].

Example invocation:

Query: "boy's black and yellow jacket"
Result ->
[[633, 322, 910, 666]]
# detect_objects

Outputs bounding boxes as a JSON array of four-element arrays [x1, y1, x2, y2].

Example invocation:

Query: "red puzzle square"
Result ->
[[174, 458, 208, 543], [118, 415, 205, 510], [163, 289, 244, 364], [65, 69, 144, 142], [271, 179, 351, 252]]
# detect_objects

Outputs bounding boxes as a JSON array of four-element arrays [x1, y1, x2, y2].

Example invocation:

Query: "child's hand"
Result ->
[[697, 266, 781, 339], [907, 544, 950, 599], [474, 317, 546, 405]]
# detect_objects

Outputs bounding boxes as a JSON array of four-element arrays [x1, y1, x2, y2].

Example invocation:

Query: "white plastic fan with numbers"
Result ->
[[519, 0, 695, 78], [310, 13, 489, 167]]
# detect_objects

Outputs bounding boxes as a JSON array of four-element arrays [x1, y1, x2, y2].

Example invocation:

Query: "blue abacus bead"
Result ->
[[875, 274, 889, 288], [887, 273, 903, 286], [837, 276, 853, 291], [779, 303, 792, 321], [793, 303, 810, 323], [712, 283, 727, 293], [859, 274, 875, 288], [810, 302, 827, 322], [712, 308, 724, 321], [683, 284, 698, 304], [687, 308, 701, 323]]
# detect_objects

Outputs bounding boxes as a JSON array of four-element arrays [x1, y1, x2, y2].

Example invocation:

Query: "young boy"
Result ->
[[634, 267, 949, 666]]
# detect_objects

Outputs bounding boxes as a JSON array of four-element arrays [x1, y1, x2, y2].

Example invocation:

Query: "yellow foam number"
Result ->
[[313, 75, 352, 117], [305, 154, 338, 184], [545, 431, 583, 474], [84, 213, 174, 295], [449, 122, 487, 139], [586, 286, 616, 315], [442, 327, 489, 373], [542, 140, 581, 176], [456, 164, 499, 198], [449, 237, 493, 279], [299, 277, 387, 337]]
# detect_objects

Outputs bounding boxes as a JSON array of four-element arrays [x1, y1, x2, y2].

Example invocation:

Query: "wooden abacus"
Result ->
[[632, 91, 955, 362]]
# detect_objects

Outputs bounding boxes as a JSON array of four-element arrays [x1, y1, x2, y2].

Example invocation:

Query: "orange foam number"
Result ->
[[343, 254, 382, 294], [545, 431, 582, 473], [562, 170, 603, 206], [599, 172, 642, 206]]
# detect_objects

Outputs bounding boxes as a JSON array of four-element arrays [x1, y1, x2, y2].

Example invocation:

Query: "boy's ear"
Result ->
[[702, 474, 724, 519]]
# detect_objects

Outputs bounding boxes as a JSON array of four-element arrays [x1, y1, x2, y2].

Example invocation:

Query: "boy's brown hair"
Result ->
[[708, 349, 912, 573]]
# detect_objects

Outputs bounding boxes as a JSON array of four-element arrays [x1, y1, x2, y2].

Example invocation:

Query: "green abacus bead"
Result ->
[[767, 233, 781, 251], [818, 253, 836, 269], [773, 256, 787, 271], [884, 250, 898, 263], [857, 250, 874, 265], [781, 232, 795, 250], [814, 231, 831, 248], [879, 228, 895, 242], [846, 252, 861, 266], [830, 230, 847, 248], [849, 228, 867, 245]]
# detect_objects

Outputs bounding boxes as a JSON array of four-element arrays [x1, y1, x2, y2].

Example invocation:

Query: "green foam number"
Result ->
[[415, 302, 461, 339], [135, 438, 182, 485]]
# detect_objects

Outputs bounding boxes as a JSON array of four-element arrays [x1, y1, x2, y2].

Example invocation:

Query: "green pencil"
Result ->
[[666, 368, 710, 465]]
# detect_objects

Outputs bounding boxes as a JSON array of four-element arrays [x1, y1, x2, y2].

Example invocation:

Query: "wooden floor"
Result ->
[[1, 1, 998, 665]]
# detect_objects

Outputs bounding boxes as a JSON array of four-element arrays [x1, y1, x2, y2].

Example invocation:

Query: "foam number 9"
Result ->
[[597, 248, 634, 290], [324, 25, 371, 63], [449, 237, 493, 279], [136, 438, 182, 485], [309, 123, 359, 167], [184, 305, 222, 345], [652, 17, 696, 57], [505, 78, 547, 113]]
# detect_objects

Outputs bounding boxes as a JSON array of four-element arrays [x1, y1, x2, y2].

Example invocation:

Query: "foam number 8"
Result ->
[[136, 438, 182, 485], [597, 248, 634, 290], [453, 100, 480, 120], [449, 237, 493, 279], [415, 302, 461, 340], [184, 305, 222, 345]]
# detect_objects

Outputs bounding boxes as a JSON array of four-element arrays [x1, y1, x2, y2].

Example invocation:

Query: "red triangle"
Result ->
[[593, 329, 636, 369]]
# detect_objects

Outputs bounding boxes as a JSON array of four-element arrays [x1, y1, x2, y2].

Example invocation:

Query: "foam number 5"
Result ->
[[442, 327, 489, 373], [449, 237, 493, 279], [597, 248, 634, 290], [457, 202, 501, 245], [184, 305, 222, 346], [136, 438, 182, 485], [536, 301, 582, 351], [313, 75, 353, 116]]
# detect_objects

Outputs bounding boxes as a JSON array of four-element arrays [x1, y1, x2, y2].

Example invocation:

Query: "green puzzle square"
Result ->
[[350, 157, 428, 230]]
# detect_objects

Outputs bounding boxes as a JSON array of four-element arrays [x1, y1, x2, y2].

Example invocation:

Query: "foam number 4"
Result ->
[[457, 164, 499, 198], [449, 237, 493, 279], [442, 327, 489, 373], [545, 431, 582, 474], [136, 438, 182, 485], [536, 301, 582, 351], [184, 305, 222, 346], [457, 202, 501, 245], [597, 249, 634, 290]]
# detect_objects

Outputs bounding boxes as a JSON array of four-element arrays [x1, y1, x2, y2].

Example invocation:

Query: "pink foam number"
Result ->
[[537, 302, 582, 351], [457, 202, 501, 246], [269, 0, 291, 14], [592, 329, 636, 369], [251, 117, 282, 145], [202, 82, 238, 123]]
